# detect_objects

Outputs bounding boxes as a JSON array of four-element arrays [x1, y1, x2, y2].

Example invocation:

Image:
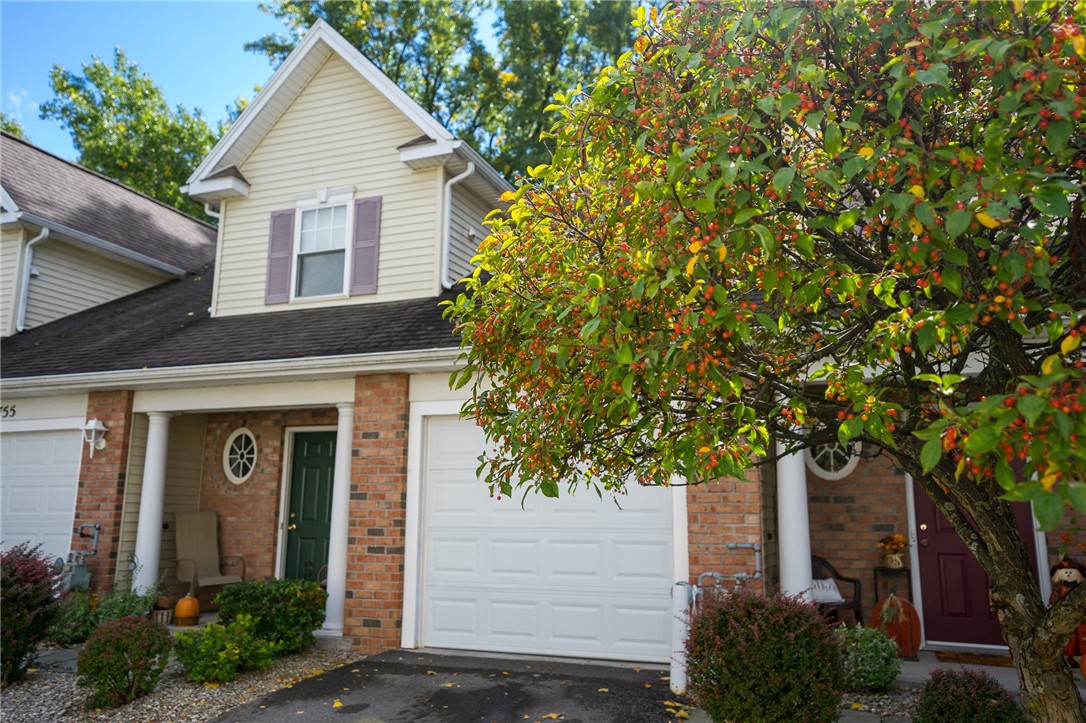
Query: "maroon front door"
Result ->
[[913, 481, 1039, 646]]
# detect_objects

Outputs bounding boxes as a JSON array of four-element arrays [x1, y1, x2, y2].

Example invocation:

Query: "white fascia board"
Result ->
[[453, 143, 514, 194], [0, 184, 19, 215], [0, 347, 466, 397], [15, 211, 186, 277], [180, 175, 250, 203], [399, 140, 457, 166]]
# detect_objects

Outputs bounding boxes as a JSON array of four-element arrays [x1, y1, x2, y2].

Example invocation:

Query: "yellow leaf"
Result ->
[[909, 185, 925, 199], [1061, 334, 1081, 355], [676, 712, 690, 720], [206, 682, 220, 689], [543, 714, 560, 720], [858, 146, 874, 159], [717, 244, 727, 262], [1041, 470, 1059, 491], [689, 240, 703, 254], [426, 670, 437, 675], [500, 191, 515, 202], [685, 255, 697, 277], [1042, 353, 1060, 375], [644, 683, 653, 688], [909, 218, 923, 235], [975, 211, 1001, 229], [1072, 34, 1086, 59], [598, 688, 609, 693], [332, 699, 343, 709], [634, 36, 648, 54]]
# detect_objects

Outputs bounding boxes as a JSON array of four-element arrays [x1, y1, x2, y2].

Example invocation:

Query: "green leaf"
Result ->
[[914, 63, 950, 87], [920, 436, 942, 472], [615, 343, 633, 365], [779, 92, 801, 119], [940, 267, 962, 297], [733, 207, 762, 225], [539, 479, 560, 498], [772, 167, 796, 196], [1032, 186, 1071, 217], [1066, 482, 1086, 516], [964, 426, 999, 456], [945, 209, 971, 239], [1031, 491, 1064, 530], [1047, 119, 1072, 155], [842, 156, 866, 180], [1015, 394, 1046, 424], [824, 122, 842, 155]]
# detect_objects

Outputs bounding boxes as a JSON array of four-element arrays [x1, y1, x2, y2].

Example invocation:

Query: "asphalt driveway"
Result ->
[[213, 649, 695, 723]]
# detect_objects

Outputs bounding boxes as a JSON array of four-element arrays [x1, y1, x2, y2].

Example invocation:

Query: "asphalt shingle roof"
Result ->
[[0, 265, 464, 379], [1, 132, 216, 272]]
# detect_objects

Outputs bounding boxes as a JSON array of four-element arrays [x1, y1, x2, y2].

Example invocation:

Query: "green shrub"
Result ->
[[684, 589, 842, 723], [50, 590, 99, 645], [914, 668, 1028, 723], [1, 543, 62, 684], [837, 624, 901, 692], [95, 573, 157, 624], [214, 579, 327, 656], [174, 614, 273, 683], [76, 616, 172, 708]]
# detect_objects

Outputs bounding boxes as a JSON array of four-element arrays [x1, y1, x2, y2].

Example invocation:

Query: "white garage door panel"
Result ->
[[423, 416, 674, 662], [1, 430, 81, 562]]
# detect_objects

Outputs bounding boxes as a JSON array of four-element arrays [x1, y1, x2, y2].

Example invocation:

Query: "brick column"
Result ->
[[686, 468, 766, 594], [344, 374, 409, 654], [71, 390, 135, 592]]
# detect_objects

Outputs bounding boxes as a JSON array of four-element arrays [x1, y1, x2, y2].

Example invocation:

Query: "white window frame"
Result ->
[[289, 186, 355, 301]]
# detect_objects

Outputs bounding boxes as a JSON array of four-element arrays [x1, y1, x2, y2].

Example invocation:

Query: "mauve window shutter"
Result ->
[[265, 209, 295, 304], [350, 196, 382, 296]]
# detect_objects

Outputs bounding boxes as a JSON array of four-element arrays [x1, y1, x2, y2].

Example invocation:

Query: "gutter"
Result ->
[[14, 226, 49, 332], [441, 162, 476, 289], [0, 347, 466, 397], [16, 212, 188, 277]]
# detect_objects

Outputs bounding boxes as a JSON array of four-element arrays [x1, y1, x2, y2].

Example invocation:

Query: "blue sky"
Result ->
[[1, 1, 286, 160]]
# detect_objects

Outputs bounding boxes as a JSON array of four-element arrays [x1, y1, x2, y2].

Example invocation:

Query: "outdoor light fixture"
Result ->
[[82, 418, 108, 458]]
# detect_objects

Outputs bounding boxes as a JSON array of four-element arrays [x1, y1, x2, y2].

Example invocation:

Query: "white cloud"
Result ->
[[4, 88, 29, 119]]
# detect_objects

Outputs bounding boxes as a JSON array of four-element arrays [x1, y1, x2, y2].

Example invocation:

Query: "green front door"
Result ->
[[285, 431, 335, 582]]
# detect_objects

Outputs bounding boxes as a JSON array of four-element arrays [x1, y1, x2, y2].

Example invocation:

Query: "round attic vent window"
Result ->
[[804, 439, 859, 481], [223, 428, 257, 484]]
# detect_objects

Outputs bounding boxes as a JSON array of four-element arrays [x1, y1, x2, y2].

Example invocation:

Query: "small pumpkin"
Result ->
[[173, 593, 200, 626]]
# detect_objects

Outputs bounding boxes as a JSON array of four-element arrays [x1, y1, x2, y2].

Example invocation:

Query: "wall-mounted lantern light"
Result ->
[[82, 418, 108, 458]]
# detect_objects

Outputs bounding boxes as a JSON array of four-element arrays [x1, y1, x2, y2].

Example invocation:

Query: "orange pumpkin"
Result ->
[[173, 593, 200, 626], [871, 594, 921, 659]]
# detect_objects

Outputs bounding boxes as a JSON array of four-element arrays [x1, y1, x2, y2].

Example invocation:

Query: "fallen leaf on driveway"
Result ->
[[644, 683, 653, 688], [426, 670, 437, 675], [675, 710, 690, 719], [542, 714, 560, 720], [332, 699, 343, 709], [598, 688, 609, 693], [633, 667, 642, 673]]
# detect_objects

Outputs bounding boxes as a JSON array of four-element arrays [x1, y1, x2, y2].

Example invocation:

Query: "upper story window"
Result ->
[[265, 187, 382, 305], [297, 204, 348, 297]]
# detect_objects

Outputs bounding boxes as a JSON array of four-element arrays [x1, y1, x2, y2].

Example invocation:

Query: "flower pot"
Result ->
[[883, 553, 904, 569], [152, 608, 173, 625]]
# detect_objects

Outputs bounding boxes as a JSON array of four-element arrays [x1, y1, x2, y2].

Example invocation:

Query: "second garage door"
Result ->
[[1, 429, 81, 562], [421, 416, 675, 662]]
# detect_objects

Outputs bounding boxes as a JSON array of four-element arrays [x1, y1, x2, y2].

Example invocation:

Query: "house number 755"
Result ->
[[0, 405, 16, 419]]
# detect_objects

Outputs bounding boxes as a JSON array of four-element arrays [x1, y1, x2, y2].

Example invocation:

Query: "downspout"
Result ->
[[15, 226, 49, 332], [441, 162, 476, 290], [203, 203, 221, 220]]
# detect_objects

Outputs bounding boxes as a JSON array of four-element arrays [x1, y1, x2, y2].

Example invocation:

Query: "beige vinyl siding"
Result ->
[[23, 238, 166, 330], [448, 184, 497, 285], [213, 53, 441, 317], [0, 227, 25, 336], [117, 414, 206, 588]]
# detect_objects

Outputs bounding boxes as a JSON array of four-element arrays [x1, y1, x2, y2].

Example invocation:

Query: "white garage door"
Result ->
[[422, 416, 675, 662], [1, 429, 81, 563]]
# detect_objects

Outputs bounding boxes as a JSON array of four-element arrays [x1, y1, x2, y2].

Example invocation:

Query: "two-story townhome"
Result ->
[[1, 20, 1071, 661]]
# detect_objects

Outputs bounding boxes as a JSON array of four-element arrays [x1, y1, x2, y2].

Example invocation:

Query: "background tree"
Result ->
[[0, 113, 26, 138], [40, 49, 217, 219], [449, 2, 1086, 720], [246, 0, 636, 176]]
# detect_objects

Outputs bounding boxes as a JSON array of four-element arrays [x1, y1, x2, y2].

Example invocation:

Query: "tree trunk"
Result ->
[[901, 453, 1086, 722]]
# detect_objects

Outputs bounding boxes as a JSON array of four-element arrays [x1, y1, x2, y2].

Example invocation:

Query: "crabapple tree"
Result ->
[[449, 1, 1086, 719]]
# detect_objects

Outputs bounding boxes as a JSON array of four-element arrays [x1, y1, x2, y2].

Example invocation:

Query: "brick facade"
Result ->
[[687, 468, 767, 594], [199, 408, 338, 582], [71, 390, 136, 592], [343, 374, 410, 654]]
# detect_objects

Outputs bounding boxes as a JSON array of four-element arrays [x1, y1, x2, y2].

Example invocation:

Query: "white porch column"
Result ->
[[321, 402, 354, 635], [133, 412, 173, 593], [776, 439, 813, 600]]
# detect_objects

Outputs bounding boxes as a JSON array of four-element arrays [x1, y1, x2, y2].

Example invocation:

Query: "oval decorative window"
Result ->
[[804, 439, 859, 481], [223, 428, 257, 484]]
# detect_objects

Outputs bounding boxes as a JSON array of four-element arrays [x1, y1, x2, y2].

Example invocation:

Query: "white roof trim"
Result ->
[[0, 183, 19, 216], [181, 175, 250, 202], [186, 19, 461, 189], [0, 347, 464, 396], [15, 211, 186, 277]]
